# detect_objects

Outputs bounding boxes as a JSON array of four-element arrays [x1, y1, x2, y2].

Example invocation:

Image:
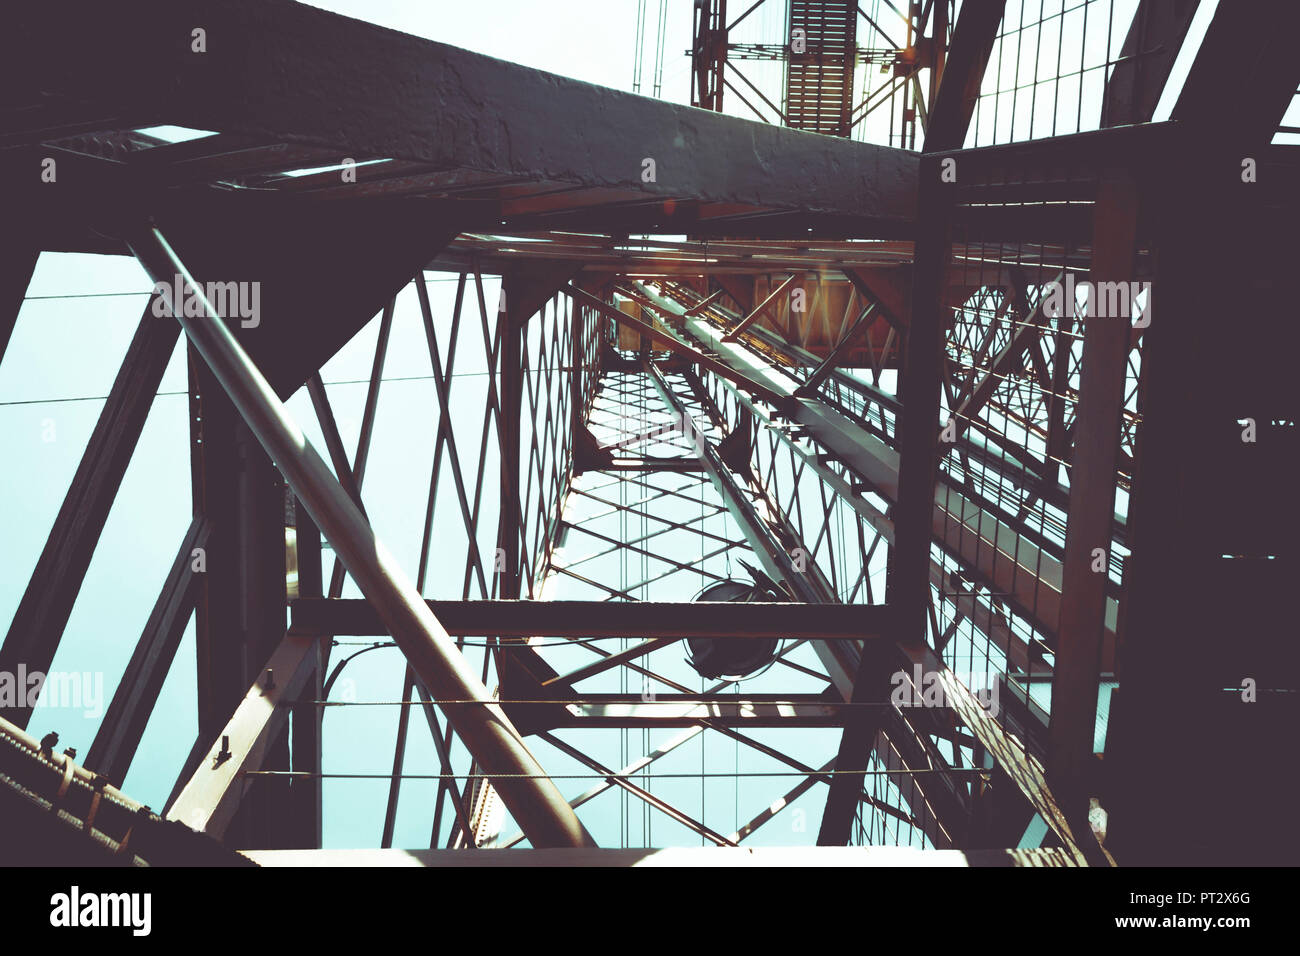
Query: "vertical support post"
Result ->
[[288, 498, 323, 848], [1047, 175, 1140, 822], [820, 150, 952, 845], [499, 275, 524, 601]]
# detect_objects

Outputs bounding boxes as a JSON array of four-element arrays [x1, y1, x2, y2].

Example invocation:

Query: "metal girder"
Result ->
[[1100, 0, 1202, 128], [544, 698, 842, 728], [0, 243, 38, 365], [86, 516, 212, 785], [823, 148, 951, 845], [563, 284, 785, 405], [306, 374, 368, 516], [1172, 0, 1300, 145], [938, 274, 1061, 451], [501, 264, 583, 599], [633, 280, 1119, 660], [1100, 144, 1300, 863], [722, 274, 797, 342], [0, 296, 178, 729], [489, 726, 708, 849], [730, 758, 834, 843], [817, 637, 903, 845], [288, 501, 322, 849], [794, 303, 878, 397], [167, 630, 324, 839], [0, 713, 252, 866], [290, 598, 893, 640], [715, 372, 1054, 680], [1047, 177, 1140, 821], [4, 1, 918, 235], [538, 731, 738, 847], [188, 356, 288, 774], [843, 267, 909, 331], [682, 283, 1118, 547], [427, 235, 915, 280], [922, 1, 1005, 151], [128, 224, 593, 850], [540, 638, 686, 689], [640, 281, 1100, 857], [646, 360, 963, 847], [643, 365, 829, 605]]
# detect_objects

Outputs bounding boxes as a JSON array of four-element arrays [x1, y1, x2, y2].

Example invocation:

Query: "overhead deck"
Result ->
[[2, 0, 917, 246]]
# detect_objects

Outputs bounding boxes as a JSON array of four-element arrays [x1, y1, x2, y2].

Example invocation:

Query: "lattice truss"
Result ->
[[6, 0, 1294, 866]]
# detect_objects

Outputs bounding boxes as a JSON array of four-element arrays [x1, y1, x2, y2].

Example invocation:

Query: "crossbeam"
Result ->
[[290, 599, 892, 639]]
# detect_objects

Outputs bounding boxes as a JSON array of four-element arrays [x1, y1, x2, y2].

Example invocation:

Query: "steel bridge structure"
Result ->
[[0, 0, 1296, 866]]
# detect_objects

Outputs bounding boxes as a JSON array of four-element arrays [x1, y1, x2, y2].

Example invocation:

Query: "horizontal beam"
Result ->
[[549, 699, 841, 727], [5, 0, 917, 230], [290, 599, 894, 639]]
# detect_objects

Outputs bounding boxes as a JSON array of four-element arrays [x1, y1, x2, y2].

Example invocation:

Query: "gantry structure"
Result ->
[[0, 0, 1296, 866]]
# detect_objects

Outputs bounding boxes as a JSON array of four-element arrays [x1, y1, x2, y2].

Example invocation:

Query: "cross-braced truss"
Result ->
[[1, 0, 1297, 867]]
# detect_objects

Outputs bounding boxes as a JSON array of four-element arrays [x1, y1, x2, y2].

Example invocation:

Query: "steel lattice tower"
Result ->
[[0, 0, 1296, 868]]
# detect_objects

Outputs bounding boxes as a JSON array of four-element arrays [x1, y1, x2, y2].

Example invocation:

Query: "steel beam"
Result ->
[[1172, 0, 1300, 146], [823, 148, 951, 845], [86, 515, 211, 785], [794, 303, 879, 397], [0, 244, 38, 366], [4, 0, 918, 233], [538, 731, 738, 847], [0, 296, 178, 729], [633, 281, 1118, 658], [563, 284, 785, 406], [922, 1, 1004, 151], [291, 598, 891, 640], [127, 224, 592, 849], [1047, 177, 1140, 822], [288, 500, 323, 848], [1100, 0, 1201, 128], [547, 699, 842, 728], [640, 281, 1096, 856], [722, 274, 797, 342], [167, 630, 323, 839], [647, 360, 962, 846]]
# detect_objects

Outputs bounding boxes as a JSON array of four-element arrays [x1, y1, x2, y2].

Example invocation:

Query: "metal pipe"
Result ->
[[127, 224, 593, 849]]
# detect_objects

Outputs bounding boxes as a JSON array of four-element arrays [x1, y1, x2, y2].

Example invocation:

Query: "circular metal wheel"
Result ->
[[684, 579, 783, 681]]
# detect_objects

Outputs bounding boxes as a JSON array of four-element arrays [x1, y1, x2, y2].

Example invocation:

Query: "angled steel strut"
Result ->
[[126, 224, 593, 850]]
